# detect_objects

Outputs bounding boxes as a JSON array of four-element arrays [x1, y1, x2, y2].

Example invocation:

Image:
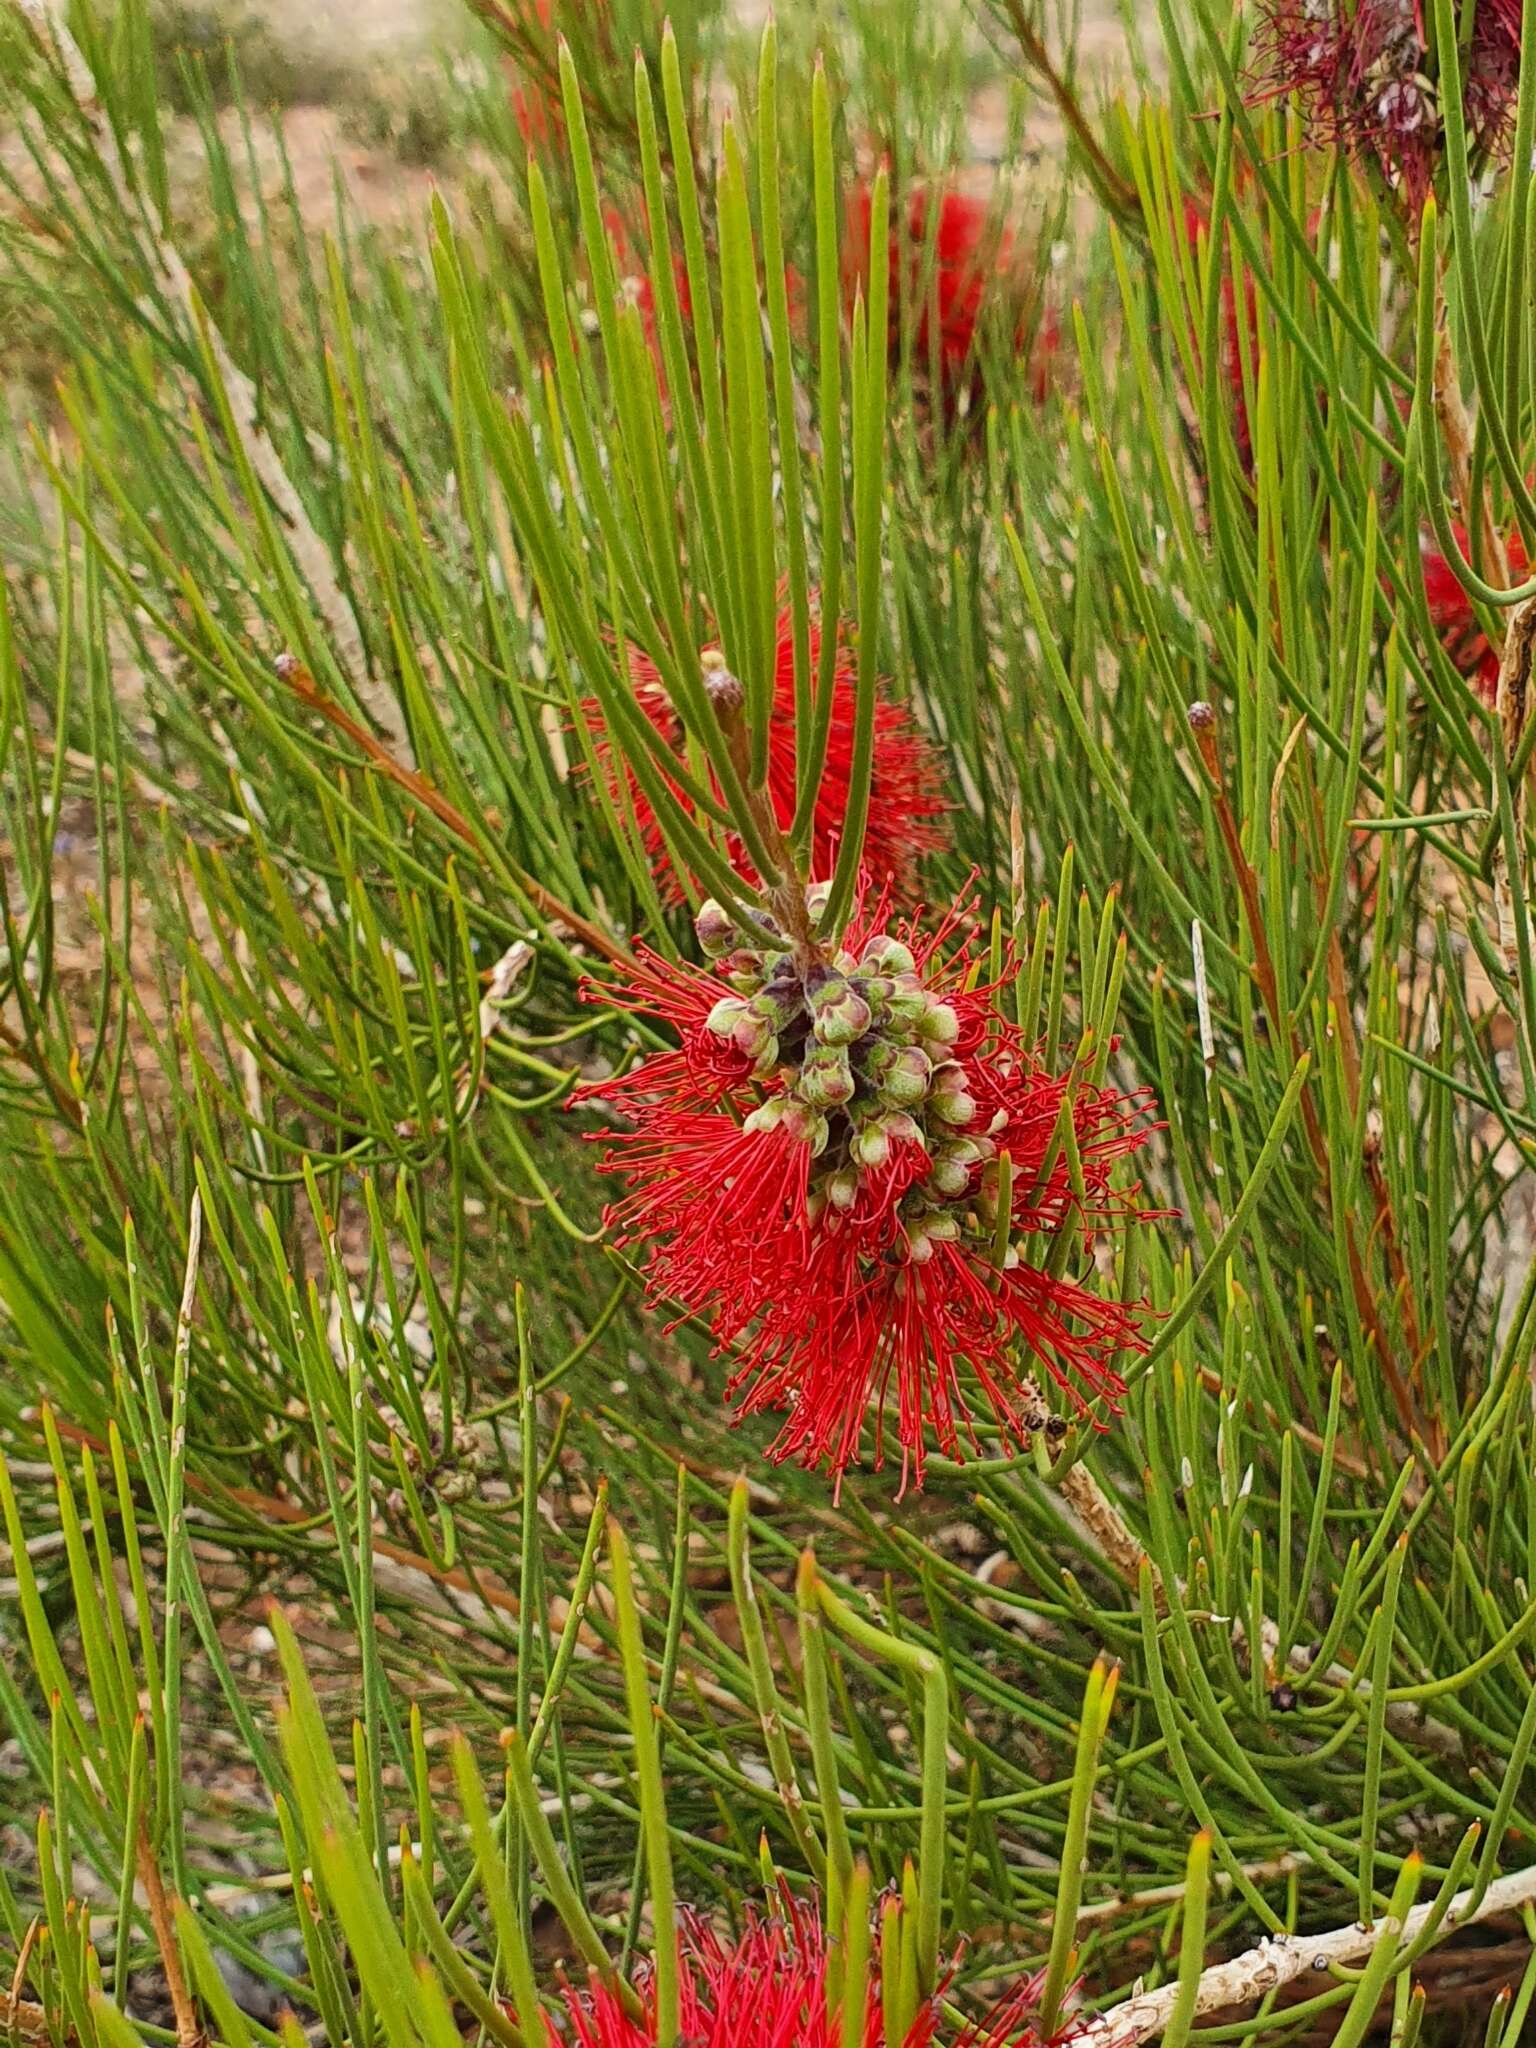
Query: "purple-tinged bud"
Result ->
[[705, 995, 749, 1040], [810, 978, 873, 1047], [861, 933, 916, 976], [799, 1043, 855, 1108], [701, 647, 744, 711], [694, 899, 736, 956], [793, 1106, 831, 1157], [885, 972, 929, 1026], [752, 978, 805, 1031]]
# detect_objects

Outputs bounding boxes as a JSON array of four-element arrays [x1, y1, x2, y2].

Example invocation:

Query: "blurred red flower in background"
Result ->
[[844, 181, 1059, 404]]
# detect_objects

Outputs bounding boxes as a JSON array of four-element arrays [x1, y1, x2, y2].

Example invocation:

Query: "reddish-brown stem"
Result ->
[[997, 0, 1141, 225], [701, 652, 826, 973], [273, 655, 635, 970], [0, 1011, 83, 1130], [135, 1824, 205, 2048]]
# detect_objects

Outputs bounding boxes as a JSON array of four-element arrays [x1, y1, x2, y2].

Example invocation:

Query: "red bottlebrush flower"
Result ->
[[1181, 199, 1258, 473], [552, 1901, 931, 2048], [505, 0, 561, 153], [1255, 0, 1521, 205], [1421, 522, 1530, 699], [550, 1897, 1067, 2048], [578, 889, 1160, 1491], [844, 181, 1054, 401], [583, 604, 947, 906]]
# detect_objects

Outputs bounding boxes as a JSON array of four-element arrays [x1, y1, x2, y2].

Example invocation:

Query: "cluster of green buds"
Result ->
[[695, 893, 1002, 1252], [376, 1394, 492, 1508]]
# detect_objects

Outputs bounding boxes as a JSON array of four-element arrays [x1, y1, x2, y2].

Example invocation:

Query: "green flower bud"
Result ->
[[930, 1061, 977, 1127], [904, 1210, 961, 1265], [826, 1166, 861, 1212], [851, 1121, 890, 1169], [861, 933, 916, 976], [928, 1154, 972, 1198], [799, 1042, 855, 1108], [931, 1087, 978, 1128], [810, 977, 873, 1047], [873, 1045, 930, 1108], [917, 1000, 961, 1045], [743, 1099, 788, 1136], [705, 995, 749, 1039], [885, 972, 929, 1026]]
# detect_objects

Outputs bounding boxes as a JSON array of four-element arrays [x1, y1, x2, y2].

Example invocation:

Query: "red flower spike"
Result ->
[[548, 1898, 1075, 2048], [1255, 0, 1521, 206], [582, 604, 948, 906], [1421, 522, 1530, 700], [844, 181, 1058, 404], [578, 886, 1161, 1492]]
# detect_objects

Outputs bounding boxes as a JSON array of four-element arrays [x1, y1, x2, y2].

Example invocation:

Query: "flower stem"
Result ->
[[702, 650, 825, 970]]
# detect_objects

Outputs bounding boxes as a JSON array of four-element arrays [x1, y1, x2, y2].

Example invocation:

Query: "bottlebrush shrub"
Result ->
[[1421, 522, 1531, 698], [1255, 0, 1521, 202], [583, 605, 948, 904], [579, 887, 1158, 1489], [552, 1903, 1065, 2048]]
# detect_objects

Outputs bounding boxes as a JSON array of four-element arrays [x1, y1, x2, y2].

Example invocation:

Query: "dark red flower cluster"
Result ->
[[579, 888, 1158, 1491], [583, 605, 948, 906], [844, 182, 1060, 404], [1421, 522, 1530, 698], [1256, 0, 1521, 204], [551, 1898, 1066, 2048]]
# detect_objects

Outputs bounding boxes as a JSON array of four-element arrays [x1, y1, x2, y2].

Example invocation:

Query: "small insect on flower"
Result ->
[[1421, 521, 1530, 699], [844, 181, 1058, 405], [578, 886, 1160, 1492], [1255, 0, 1521, 206], [549, 1896, 1072, 2048], [582, 605, 947, 906]]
